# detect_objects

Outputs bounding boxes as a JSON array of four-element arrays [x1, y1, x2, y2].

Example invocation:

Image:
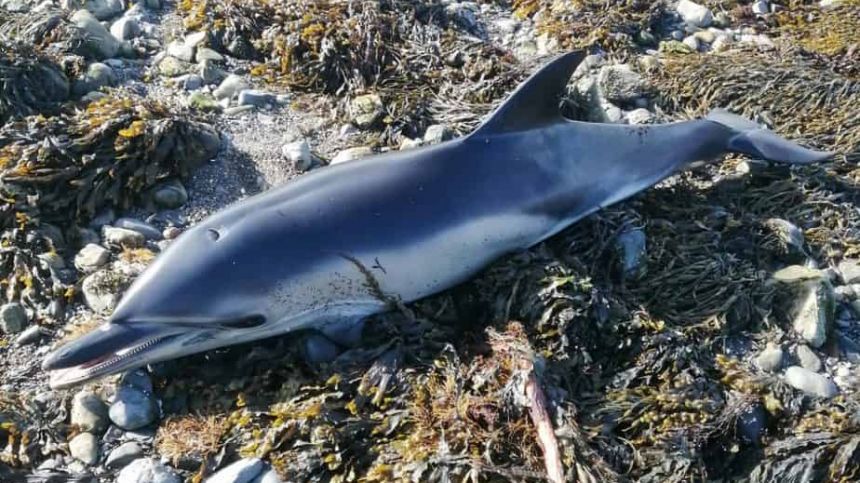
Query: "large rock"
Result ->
[[69, 432, 99, 466], [205, 458, 264, 483], [152, 179, 188, 209], [106, 442, 144, 469], [117, 459, 181, 483], [111, 17, 141, 42], [0, 302, 27, 334], [103, 226, 145, 248], [597, 64, 647, 104], [71, 9, 121, 59], [784, 366, 838, 398], [109, 386, 158, 430], [71, 391, 109, 434], [676, 0, 713, 27], [81, 270, 129, 314], [75, 244, 111, 272]]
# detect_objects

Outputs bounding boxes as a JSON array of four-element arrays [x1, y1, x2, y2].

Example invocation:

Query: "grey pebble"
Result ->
[[115, 218, 163, 241], [69, 432, 99, 466], [205, 458, 264, 483], [106, 442, 144, 469], [117, 458, 181, 483], [784, 366, 838, 398], [104, 226, 146, 248], [0, 303, 27, 334], [71, 391, 109, 434]]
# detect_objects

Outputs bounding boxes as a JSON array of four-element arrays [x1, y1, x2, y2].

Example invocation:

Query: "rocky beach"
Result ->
[[0, 0, 858, 481]]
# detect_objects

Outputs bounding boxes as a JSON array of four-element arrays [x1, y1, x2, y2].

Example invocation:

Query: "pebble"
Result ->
[[423, 124, 452, 144], [71, 9, 121, 59], [120, 369, 154, 393], [205, 458, 264, 483], [110, 17, 140, 41], [625, 108, 653, 125], [106, 442, 144, 469], [109, 386, 159, 430], [104, 226, 146, 248], [152, 179, 189, 209], [737, 403, 767, 445], [200, 60, 227, 85], [791, 279, 833, 348], [713, 11, 731, 27], [73, 62, 116, 96], [38, 252, 66, 271], [179, 74, 204, 91], [754, 343, 783, 372], [693, 30, 716, 44], [114, 218, 162, 241], [682, 35, 700, 52], [597, 64, 647, 104], [117, 458, 181, 483], [238, 89, 276, 108], [281, 140, 314, 171], [0, 303, 27, 334], [196, 47, 224, 63], [75, 243, 111, 272], [63, 0, 123, 20], [71, 391, 109, 434], [69, 432, 99, 466], [784, 366, 838, 398], [795, 344, 822, 372], [676, 0, 713, 28], [213, 74, 248, 101], [185, 31, 207, 48], [14, 325, 45, 346], [350, 94, 384, 129], [399, 137, 423, 150], [167, 40, 195, 63], [711, 34, 733, 52], [224, 105, 254, 116], [331, 146, 373, 165]]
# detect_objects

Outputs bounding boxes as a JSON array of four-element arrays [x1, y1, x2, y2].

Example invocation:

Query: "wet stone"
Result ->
[[109, 386, 158, 430], [104, 226, 146, 248], [424, 124, 452, 144], [71, 9, 121, 59], [0, 303, 27, 334], [115, 218, 162, 241], [795, 344, 822, 372], [120, 369, 154, 393], [755, 343, 783, 372], [205, 458, 264, 483], [106, 442, 143, 469], [152, 179, 189, 209], [71, 391, 109, 434], [784, 366, 838, 398], [75, 243, 111, 272], [118, 458, 181, 483], [73, 62, 116, 96], [69, 432, 99, 466], [616, 228, 647, 279], [14, 325, 44, 346]]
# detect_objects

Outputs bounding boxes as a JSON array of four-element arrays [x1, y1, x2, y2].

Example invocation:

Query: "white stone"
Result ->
[[676, 0, 713, 28], [784, 366, 838, 398], [331, 146, 373, 165]]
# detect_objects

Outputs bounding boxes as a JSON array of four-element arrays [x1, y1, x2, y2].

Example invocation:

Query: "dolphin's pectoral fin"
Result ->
[[302, 318, 366, 363], [470, 51, 586, 136], [707, 108, 834, 164]]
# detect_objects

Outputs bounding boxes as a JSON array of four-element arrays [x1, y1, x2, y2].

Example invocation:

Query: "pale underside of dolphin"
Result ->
[[43, 51, 833, 388]]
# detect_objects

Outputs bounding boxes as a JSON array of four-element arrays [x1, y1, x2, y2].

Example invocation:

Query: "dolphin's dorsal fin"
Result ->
[[470, 51, 586, 137]]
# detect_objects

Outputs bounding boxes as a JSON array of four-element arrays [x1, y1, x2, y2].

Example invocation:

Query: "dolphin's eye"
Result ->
[[220, 315, 266, 329], [207, 229, 220, 241]]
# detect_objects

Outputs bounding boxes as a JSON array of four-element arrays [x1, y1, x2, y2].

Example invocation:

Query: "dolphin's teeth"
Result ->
[[79, 336, 168, 378]]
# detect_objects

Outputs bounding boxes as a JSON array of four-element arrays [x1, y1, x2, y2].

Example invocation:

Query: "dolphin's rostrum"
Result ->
[[43, 51, 832, 388]]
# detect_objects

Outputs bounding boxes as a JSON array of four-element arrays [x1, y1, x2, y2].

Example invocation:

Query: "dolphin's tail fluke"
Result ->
[[706, 109, 834, 164]]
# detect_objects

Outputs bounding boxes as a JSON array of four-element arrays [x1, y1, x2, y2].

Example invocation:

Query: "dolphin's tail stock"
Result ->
[[705, 109, 834, 164]]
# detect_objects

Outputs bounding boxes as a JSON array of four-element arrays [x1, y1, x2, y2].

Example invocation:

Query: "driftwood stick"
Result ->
[[525, 373, 565, 483]]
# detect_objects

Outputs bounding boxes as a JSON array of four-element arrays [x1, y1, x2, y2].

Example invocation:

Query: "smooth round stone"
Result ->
[[152, 179, 188, 209], [117, 458, 181, 483], [784, 366, 838, 398], [755, 343, 783, 372], [0, 302, 27, 334], [109, 386, 158, 430], [120, 369, 154, 393], [114, 218, 163, 241], [71, 391, 109, 434], [106, 441, 144, 469], [69, 432, 99, 466], [205, 458, 263, 483], [795, 344, 822, 372], [104, 226, 145, 248]]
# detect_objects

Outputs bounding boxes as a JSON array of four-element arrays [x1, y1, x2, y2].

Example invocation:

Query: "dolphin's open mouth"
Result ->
[[42, 321, 193, 389]]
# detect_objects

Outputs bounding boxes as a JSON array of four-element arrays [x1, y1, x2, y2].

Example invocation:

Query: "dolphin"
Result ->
[[43, 51, 832, 388]]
